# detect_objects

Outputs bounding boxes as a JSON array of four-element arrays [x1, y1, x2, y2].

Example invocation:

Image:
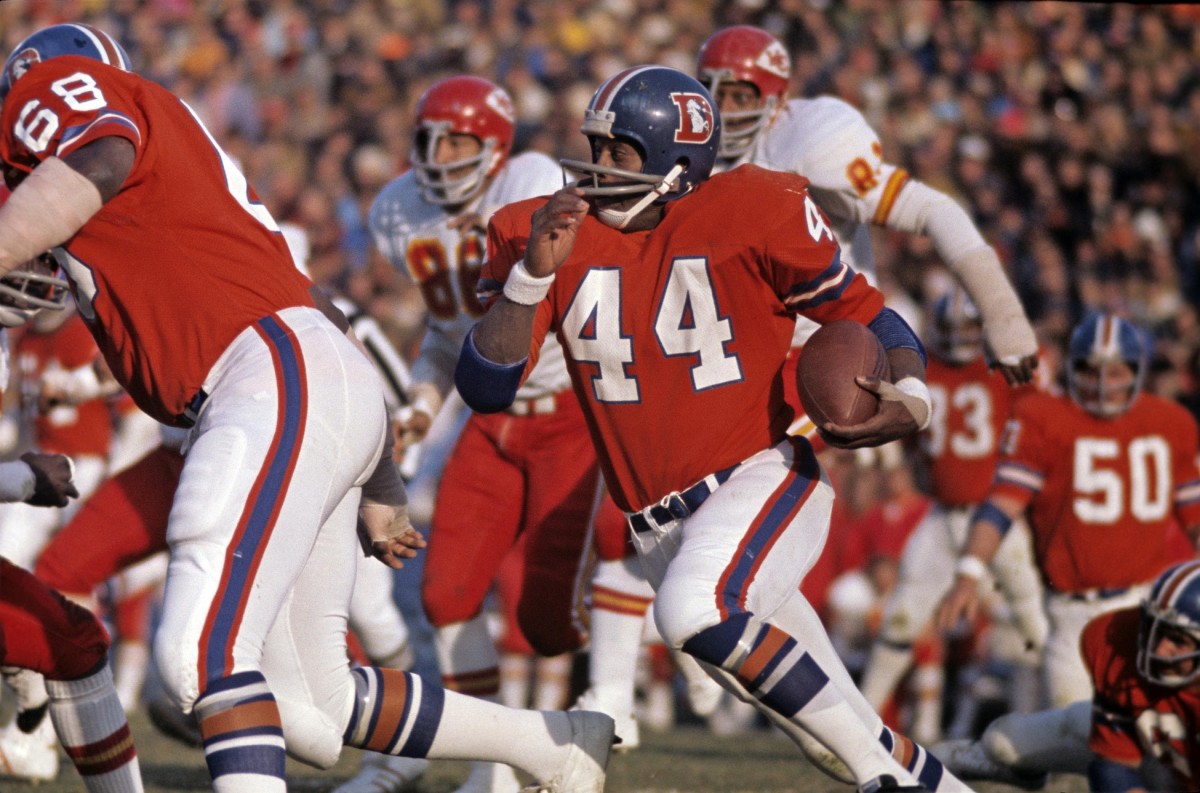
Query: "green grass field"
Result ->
[[14, 711, 1090, 793]]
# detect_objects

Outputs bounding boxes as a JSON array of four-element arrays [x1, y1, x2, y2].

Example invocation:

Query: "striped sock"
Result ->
[[194, 671, 285, 792], [880, 726, 948, 792], [44, 665, 143, 793], [342, 667, 444, 756]]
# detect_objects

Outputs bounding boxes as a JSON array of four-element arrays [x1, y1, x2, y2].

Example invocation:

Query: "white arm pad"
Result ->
[[889, 179, 1037, 364], [394, 381, 443, 424], [0, 460, 36, 503], [42, 362, 123, 405], [0, 158, 103, 272], [947, 247, 1038, 364]]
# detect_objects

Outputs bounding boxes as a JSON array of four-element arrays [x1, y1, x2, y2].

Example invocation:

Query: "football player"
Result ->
[[696, 25, 1037, 387], [460, 65, 973, 793], [937, 312, 1200, 708], [0, 24, 612, 793], [935, 560, 1200, 792], [859, 289, 1048, 740], [0, 249, 142, 791], [367, 75, 606, 793]]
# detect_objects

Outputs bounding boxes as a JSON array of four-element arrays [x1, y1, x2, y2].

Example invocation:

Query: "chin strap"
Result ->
[[598, 164, 685, 229]]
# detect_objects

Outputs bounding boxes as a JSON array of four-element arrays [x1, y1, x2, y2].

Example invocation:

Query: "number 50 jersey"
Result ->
[[991, 389, 1200, 592], [0, 56, 312, 425]]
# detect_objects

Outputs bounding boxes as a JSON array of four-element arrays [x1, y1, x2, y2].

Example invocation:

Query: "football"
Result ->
[[796, 320, 891, 428]]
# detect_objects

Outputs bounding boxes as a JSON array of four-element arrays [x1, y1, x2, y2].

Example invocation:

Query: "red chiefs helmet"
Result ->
[[410, 76, 515, 206], [696, 26, 790, 160]]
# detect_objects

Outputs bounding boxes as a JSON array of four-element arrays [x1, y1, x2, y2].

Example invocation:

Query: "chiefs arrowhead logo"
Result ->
[[485, 88, 515, 123], [669, 91, 714, 144], [756, 41, 790, 79]]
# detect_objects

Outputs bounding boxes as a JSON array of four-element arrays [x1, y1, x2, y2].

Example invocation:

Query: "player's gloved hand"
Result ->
[[357, 503, 425, 570], [992, 353, 1039, 387], [820, 376, 930, 449], [21, 451, 78, 507], [391, 409, 432, 457], [935, 574, 982, 635]]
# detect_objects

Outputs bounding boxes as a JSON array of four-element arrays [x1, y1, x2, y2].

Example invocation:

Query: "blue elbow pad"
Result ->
[[868, 307, 927, 366], [454, 328, 526, 414], [1087, 758, 1144, 793]]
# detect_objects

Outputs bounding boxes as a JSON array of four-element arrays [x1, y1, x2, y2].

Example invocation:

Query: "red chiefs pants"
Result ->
[[422, 393, 600, 656], [1, 557, 109, 680]]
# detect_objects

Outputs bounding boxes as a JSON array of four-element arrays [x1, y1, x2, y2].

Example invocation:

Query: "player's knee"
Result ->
[[517, 607, 581, 657], [674, 612, 757, 671], [276, 692, 347, 769], [652, 577, 722, 651], [51, 605, 111, 681], [420, 582, 478, 628], [153, 628, 200, 712]]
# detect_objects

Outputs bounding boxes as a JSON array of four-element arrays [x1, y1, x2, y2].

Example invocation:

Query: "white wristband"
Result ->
[[0, 460, 35, 503], [895, 376, 932, 431], [955, 555, 988, 582], [502, 259, 555, 305]]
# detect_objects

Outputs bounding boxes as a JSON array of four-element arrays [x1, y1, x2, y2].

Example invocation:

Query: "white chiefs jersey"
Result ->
[[369, 151, 569, 399], [717, 96, 912, 345]]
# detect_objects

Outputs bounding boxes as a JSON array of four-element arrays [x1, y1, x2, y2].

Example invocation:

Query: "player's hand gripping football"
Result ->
[[821, 375, 929, 449], [21, 451, 79, 507], [525, 187, 589, 277]]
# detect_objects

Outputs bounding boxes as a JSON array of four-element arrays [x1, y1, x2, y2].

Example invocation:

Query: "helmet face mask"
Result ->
[[1138, 562, 1200, 689], [409, 76, 515, 207], [0, 252, 69, 328], [696, 26, 790, 161], [560, 66, 720, 229], [1, 23, 131, 100], [930, 288, 984, 365], [1066, 313, 1147, 418]]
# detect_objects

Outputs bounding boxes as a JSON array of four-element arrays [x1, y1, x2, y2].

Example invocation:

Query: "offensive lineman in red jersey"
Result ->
[[459, 65, 974, 793], [938, 312, 1200, 709], [0, 23, 611, 793]]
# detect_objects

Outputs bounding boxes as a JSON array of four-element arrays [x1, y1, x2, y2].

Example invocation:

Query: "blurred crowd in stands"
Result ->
[[3, 0, 1199, 737], [4, 1, 1197, 412]]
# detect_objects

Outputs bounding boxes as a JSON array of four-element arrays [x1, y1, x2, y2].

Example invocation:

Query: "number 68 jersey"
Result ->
[[0, 56, 312, 425], [990, 389, 1200, 592], [368, 152, 568, 398]]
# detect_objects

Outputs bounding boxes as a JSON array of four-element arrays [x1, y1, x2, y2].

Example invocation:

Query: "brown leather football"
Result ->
[[796, 320, 891, 428]]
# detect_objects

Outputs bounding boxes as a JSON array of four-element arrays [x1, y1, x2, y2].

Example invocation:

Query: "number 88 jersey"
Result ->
[[0, 56, 311, 425], [368, 151, 569, 398]]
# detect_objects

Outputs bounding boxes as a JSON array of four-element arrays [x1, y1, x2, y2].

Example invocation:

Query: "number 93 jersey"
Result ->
[[991, 389, 1200, 591], [0, 56, 312, 425], [482, 164, 884, 512], [368, 151, 570, 397]]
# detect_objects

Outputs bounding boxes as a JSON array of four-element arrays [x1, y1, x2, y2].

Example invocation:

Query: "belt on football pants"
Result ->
[[626, 463, 739, 534], [506, 393, 560, 417], [178, 388, 209, 429], [1047, 584, 1132, 602]]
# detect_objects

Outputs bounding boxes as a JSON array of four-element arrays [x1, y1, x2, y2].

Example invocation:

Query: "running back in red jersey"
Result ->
[[796, 319, 890, 428]]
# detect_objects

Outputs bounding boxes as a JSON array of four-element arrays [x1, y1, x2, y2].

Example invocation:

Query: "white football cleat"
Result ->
[[332, 752, 430, 792], [571, 688, 637, 751], [453, 759, 522, 793], [930, 738, 1047, 791], [521, 710, 614, 793], [0, 710, 60, 783]]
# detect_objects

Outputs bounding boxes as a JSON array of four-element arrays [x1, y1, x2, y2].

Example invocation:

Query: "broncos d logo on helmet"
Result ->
[[5, 48, 39, 87], [670, 92, 714, 144]]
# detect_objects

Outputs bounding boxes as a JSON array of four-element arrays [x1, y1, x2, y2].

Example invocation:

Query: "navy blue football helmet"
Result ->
[[1139, 561, 1200, 688], [1066, 311, 1147, 417], [561, 66, 720, 227], [1, 23, 131, 101], [929, 286, 984, 365]]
